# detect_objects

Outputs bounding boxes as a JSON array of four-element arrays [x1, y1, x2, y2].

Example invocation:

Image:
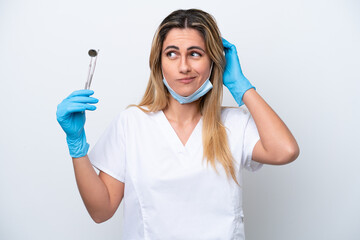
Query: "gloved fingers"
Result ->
[[222, 37, 241, 66], [65, 103, 97, 114], [67, 89, 95, 99], [221, 37, 237, 52], [222, 37, 232, 48], [56, 94, 97, 120], [68, 96, 99, 104]]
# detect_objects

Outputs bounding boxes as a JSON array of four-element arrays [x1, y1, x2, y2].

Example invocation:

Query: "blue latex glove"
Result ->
[[222, 37, 255, 106], [56, 90, 98, 158]]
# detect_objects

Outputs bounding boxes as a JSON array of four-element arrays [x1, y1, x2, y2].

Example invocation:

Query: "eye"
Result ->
[[166, 51, 177, 58], [190, 51, 202, 57]]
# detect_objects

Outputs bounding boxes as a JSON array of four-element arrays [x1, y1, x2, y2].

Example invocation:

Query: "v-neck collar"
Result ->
[[156, 110, 203, 153]]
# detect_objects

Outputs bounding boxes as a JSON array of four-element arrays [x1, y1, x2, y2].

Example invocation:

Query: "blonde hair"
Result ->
[[130, 9, 239, 186]]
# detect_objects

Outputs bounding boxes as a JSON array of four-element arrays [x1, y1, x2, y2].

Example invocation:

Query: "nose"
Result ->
[[179, 56, 191, 73]]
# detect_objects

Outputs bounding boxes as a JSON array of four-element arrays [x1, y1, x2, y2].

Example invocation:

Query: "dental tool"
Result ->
[[84, 49, 99, 89]]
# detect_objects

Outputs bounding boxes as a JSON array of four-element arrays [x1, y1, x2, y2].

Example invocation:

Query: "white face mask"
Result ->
[[162, 63, 214, 104]]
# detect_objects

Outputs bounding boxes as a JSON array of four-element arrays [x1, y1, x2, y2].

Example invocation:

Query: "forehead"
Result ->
[[162, 28, 205, 50]]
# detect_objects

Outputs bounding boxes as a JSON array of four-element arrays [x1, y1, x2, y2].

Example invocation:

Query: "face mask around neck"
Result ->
[[162, 63, 214, 104]]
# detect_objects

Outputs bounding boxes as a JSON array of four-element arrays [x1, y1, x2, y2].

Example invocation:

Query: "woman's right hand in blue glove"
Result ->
[[56, 90, 98, 158]]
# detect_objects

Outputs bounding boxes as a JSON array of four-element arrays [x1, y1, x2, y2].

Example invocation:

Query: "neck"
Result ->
[[163, 96, 202, 124]]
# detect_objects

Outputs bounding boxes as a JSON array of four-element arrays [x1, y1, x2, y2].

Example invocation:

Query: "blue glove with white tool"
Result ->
[[56, 90, 98, 158], [222, 38, 255, 106]]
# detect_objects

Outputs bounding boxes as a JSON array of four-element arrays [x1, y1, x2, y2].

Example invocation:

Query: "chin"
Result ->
[[179, 90, 195, 97], [172, 86, 194, 97]]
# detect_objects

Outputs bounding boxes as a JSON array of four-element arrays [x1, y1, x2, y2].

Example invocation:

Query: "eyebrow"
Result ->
[[163, 45, 205, 53]]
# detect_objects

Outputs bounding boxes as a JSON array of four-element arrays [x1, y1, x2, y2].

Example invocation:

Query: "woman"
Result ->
[[56, 9, 299, 239]]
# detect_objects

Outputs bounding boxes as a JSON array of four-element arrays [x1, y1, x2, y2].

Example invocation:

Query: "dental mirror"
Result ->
[[84, 49, 99, 89]]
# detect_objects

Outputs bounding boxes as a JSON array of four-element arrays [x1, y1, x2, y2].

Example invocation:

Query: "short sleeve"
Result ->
[[88, 113, 126, 183], [241, 113, 263, 172]]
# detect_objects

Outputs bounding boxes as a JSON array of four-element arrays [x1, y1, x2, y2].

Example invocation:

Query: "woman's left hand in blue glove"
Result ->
[[222, 37, 255, 106]]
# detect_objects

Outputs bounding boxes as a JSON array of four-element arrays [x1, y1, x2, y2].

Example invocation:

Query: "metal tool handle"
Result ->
[[84, 49, 99, 89]]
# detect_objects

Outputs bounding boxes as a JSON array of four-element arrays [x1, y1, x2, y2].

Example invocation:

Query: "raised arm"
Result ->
[[242, 89, 299, 165], [222, 38, 300, 165], [72, 155, 124, 223]]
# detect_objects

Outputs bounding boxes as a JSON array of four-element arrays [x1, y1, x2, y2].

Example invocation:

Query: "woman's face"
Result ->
[[161, 28, 212, 98]]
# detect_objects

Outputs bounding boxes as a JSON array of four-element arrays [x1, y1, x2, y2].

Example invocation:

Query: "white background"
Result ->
[[0, 0, 359, 239]]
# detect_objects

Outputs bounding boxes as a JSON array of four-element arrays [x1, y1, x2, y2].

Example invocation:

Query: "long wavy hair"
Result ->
[[130, 9, 239, 186]]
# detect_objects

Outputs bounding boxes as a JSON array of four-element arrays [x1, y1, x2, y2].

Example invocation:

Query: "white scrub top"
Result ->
[[89, 106, 262, 240]]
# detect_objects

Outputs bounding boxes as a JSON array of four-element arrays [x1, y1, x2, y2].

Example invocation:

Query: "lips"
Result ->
[[178, 77, 196, 84]]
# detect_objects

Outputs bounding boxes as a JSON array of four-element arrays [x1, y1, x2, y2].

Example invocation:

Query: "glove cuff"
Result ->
[[226, 77, 256, 107], [236, 85, 256, 106], [66, 130, 89, 158]]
